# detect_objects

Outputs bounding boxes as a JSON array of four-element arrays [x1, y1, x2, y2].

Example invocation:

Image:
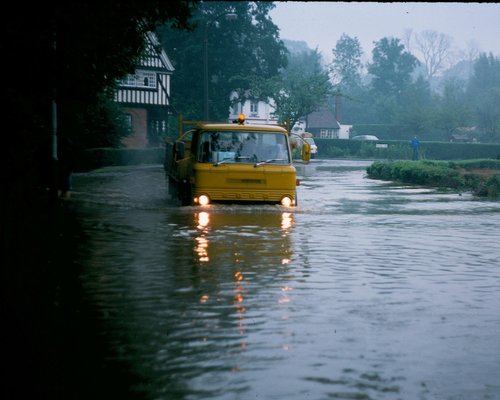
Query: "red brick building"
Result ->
[[115, 32, 174, 148]]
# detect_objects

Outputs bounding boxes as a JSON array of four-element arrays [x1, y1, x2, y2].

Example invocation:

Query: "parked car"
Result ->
[[291, 132, 318, 157], [303, 136, 318, 155], [351, 135, 379, 141], [449, 134, 472, 143]]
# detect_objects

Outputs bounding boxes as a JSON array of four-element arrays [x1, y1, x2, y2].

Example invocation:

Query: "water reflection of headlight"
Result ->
[[195, 212, 210, 263], [281, 212, 293, 231], [195, 236, 209, 262], [197, 211, 210, 228], [194, 211, 294, 264]]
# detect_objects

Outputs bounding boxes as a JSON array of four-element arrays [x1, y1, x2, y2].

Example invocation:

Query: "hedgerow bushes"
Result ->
[[366, 160, 500, 198], [75, 147, 164, 171], [315, 139, 500, 160]]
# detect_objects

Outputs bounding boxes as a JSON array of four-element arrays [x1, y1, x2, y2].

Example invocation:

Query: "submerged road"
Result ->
[[4, 159, 500, 400]]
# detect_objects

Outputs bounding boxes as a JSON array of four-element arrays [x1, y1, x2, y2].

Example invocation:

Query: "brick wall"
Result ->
[[122, 108, 148, 148]]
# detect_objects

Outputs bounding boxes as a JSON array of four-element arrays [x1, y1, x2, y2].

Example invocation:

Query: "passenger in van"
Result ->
[[238, 133, 258, 160]]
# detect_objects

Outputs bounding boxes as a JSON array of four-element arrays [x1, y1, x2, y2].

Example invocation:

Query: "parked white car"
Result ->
[[351, 135, 379, 141]]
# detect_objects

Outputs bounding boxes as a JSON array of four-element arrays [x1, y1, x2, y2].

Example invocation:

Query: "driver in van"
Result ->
[[238, 132, 258, 159]]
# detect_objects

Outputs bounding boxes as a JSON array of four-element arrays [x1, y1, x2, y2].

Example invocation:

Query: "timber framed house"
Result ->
[[115, 32, 174, 148]]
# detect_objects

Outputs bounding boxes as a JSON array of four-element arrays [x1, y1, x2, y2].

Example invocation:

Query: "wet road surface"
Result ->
[[6, 159, 500, 400]]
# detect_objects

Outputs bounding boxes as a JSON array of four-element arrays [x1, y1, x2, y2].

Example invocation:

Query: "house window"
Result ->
[[120, 71, 157, 89], [250, 101, 259, 116], [125, 113, 132, 130], [320, 129, 338, 139], [149, 119, 167, 146]]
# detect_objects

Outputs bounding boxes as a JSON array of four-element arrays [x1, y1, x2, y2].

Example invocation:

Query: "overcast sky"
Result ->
[[269, 2, 500, 63]]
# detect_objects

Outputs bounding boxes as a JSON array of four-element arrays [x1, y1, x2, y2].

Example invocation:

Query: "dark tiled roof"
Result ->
[[307, 109, 340, 129]]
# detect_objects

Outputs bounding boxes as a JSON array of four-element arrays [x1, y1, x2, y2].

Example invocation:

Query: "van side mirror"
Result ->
[[175, 141, 185, 160], [301, 142, 311, 162]]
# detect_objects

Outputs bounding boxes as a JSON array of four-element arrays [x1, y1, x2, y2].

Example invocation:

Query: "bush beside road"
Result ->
[[366, 159, 500, 198]]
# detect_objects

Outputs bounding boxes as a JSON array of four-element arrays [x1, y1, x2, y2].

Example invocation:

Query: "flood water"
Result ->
[[25, 160, 500, 399]]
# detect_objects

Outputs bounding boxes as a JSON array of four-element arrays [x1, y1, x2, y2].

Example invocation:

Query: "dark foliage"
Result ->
[[2, 1, 196, 203], [157, 1, 287, 122], [2, 3, 198, 398], [4, 2, 195, 149]]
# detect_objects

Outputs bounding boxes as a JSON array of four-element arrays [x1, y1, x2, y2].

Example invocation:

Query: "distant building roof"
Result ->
[[144, 32, 174, 72], [306, 109, 340, 129]]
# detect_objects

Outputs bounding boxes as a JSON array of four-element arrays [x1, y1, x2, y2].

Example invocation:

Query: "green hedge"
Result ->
[[366, 159, 500, 198], [75, 147, 164, 171], [74, 140, 500, 172], [315, 139, 500, 160]]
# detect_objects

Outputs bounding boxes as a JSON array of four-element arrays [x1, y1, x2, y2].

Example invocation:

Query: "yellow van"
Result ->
[[164, 115, 310, 206]]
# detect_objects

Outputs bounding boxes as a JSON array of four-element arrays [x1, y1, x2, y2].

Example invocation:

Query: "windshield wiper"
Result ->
[[235, 155, 258, 163], [213, 157, 234, 166], [254, 158, 286, 167]]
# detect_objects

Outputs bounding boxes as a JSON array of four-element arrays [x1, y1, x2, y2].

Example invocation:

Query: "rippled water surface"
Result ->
[[70, 160, 500, 400]]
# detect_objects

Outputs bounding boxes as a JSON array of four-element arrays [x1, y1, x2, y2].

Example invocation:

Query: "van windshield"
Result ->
[[197, 131, 290, 165]]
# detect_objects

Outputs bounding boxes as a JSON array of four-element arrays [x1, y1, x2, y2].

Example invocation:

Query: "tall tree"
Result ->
[[467, 53, 500, 139], [368, 37, 419, 96], [158, 1, 287, 122], [402, 29, 414, 52], [270, 49, 332, 129], [329, 34, 364, 124], [434, 77, 471, 136], [395, 75, 433, 136], [330, 33, 363, 92], [414, 30, 453, 80]]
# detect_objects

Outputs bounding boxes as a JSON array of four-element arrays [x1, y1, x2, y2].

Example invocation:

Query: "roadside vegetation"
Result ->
[[6, 3, 500, 208], [366, 159, 500, 198], [315, 138, 500, 160]]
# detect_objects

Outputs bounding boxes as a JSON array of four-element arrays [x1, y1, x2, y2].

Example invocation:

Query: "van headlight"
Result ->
[[196, 194, 210, 206], [280, 196, 294, 207]]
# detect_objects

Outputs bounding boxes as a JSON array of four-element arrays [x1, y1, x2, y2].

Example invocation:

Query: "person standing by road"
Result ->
[[410, 135, 421, 160]]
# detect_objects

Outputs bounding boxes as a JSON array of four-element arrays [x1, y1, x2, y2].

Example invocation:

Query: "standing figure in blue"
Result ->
[[410, 135, 421, 160]]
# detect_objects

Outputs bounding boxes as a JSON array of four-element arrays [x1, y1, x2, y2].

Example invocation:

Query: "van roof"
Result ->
[[195, 123, 288, 133]]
